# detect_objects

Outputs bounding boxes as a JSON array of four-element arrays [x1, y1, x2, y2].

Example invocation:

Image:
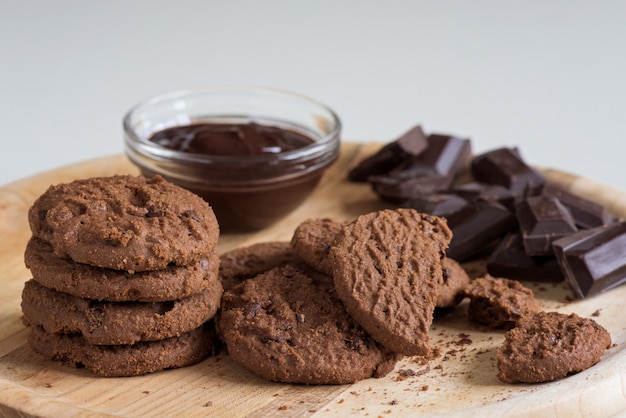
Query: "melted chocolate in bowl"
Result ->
[[149, 122, 314, 155], [123, 86, 341, 232], [137, 121, 334, 231]]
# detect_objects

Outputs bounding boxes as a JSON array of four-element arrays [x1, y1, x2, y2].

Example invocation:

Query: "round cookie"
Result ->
[[218, 263, 400, 384], [218, 241, 299, 291], [28, 323, 215, 377], [28, 175, 219, 272], [25, 237, 219, 302], [462, 274, 541, 330], [290, 218, 345, 275], [21, 279, 223, 345], [436, 257, 471, 309], [497, 311, 612, 383], [330, 208, 452, 356]]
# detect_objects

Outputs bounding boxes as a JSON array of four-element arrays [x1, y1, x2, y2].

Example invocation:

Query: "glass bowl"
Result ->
[[123, 86, 341, 232]]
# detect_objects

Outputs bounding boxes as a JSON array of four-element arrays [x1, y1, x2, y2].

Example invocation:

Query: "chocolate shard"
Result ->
[[553, 221, 626, 298], [471, 147, 546, 196], [348, 125, 428, 182], [446, 199, 518, 262], [397, 193, 470, 218], [369, 173, 453, 202], [453, 181, 516, 211], [487, 233, 564, 282], [516, 195, 578, 256], [541, 184, 616, 229], [392, 134, 472, 179]]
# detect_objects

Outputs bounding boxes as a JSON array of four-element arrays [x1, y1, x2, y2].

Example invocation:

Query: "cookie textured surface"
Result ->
[[218, 263, 400, 384], [462, 274, 541, 329], [290, 218, 345, 275], [218, 241, 299, 291], [28, 175, 219, 272], [27, 323, 215, 377], [330, 208, 452, 356], [25, 237, 219, 302], [22, 279, 222, 345], [497, 311, 611, 383]]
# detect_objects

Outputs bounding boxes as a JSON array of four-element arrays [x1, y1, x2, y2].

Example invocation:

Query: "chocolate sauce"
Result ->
[[149, 122, 314, 156], [143, 122, 327, 232]]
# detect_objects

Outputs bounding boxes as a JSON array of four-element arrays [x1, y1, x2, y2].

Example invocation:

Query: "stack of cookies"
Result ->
[[21, 175, 222, 377]]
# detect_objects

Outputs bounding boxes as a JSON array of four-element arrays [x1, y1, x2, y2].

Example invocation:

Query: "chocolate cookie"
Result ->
[[290, 218, 345, 275], [497, 311, 611, 383], [437, 257, 471, 309], [22, 279, 222, 345], [28, 175, 219, 272], [462, 274, 541, 329], [25, 237, 219, 302], [330, 208, 452, 356], [27, 323, 215, 377], [218, 241, 299, 291], [218, 263, 400, 384]]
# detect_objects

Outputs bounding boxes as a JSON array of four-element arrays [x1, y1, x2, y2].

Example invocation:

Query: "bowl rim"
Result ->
[[123, 84, 342, 165]]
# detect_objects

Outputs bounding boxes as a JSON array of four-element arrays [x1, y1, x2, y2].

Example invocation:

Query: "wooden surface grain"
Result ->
[[1, 142, 625, 417]]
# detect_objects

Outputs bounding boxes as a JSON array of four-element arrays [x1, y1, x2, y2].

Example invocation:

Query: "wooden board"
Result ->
[[1, 142, 626, 417]]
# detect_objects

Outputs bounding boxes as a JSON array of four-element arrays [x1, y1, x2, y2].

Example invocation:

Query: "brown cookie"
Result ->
[[218, 241, 299, 292], [462, 274, 541, 329], [290, 218, 345, 275], [330, 208, 452, 356], [437, 257, 471, 309], [218, 263, 400, 384], [28, 175, 219, 272], [497, 311, 612, 383], [21, 279, 222, 345], [27, 323, 215, 377], [25, 237, 219, 302]]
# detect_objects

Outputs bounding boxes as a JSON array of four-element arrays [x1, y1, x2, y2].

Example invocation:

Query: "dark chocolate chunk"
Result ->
[[516, 195, 578, 256], [471, 147, 546, 196], [392, 134, 471, 179], [348, 125, 428, 182], [369, 173, 453, 202], [453, 182, 516, 211], [446, 199, 517, 262], [553, 221, 626, 298], [487, 233, 564, 282], [542, 184, 616, 229], [398, 193, 470, 218]]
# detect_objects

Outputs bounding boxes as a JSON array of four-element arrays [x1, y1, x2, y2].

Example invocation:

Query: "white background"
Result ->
[[2, 1, 625, 190]]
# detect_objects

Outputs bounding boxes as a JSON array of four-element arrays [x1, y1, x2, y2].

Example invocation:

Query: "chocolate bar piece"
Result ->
[[516, 195, 578, 256], [393, 134, 471, 179], [542, 184, 616, 229], [348, 125, 428, 181], [487, 233, 563, 282], [553, 221, 626, 298], [446, 199, 517, 262], [471, 147, 546, 196], [453, 182, 516, 210], [369, 173, 453, 201], [398, 193, 470, 218]]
